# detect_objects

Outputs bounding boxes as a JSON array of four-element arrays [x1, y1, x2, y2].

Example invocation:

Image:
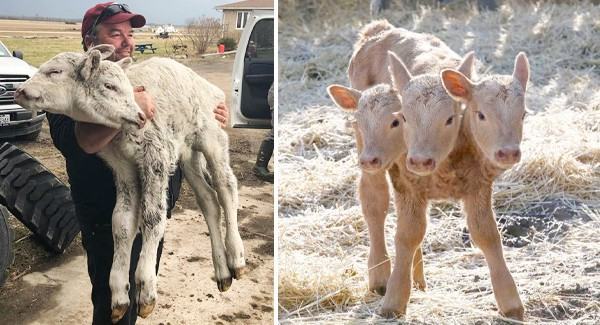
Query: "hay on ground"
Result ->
[[279, 1, 600, 323]]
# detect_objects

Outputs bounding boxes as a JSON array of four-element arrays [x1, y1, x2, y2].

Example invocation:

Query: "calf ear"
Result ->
[[388, 51, 412, 92], [457, 51, 475, 79], [116, 57, 133, 70], [513, 52, 529, 91], [440, 69, 473, 103], [327, 84, 361, 112], [79, 49, 102, 80], [89, 44, 115, 60]]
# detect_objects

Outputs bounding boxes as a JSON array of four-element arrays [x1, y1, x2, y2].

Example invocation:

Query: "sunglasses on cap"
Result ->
[[88, 3, 132, 36]]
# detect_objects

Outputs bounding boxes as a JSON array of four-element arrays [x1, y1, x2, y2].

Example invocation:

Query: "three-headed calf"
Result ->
[[330, 20, 530, 320], [15, 45, 245, 323]]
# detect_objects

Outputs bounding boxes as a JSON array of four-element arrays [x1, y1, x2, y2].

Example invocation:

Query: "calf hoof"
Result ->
[[138, 299, 156, 319], [371, 286, 386, 296], [217, 277, 232, 292], [231, 266, 246, 280], [368, 272, 390, 296], [379, 306, 406, 319], [502, 305, 525, 321], [413, 279, 427, 291], [368, 260, 391, 297], [111, 303, 129, 324]]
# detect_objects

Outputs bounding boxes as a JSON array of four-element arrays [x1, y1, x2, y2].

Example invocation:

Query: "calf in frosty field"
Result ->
[[14, 45, 245, 322]]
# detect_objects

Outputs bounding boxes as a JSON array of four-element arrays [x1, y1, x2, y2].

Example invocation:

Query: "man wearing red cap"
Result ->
[[46, 2, 228, 324]]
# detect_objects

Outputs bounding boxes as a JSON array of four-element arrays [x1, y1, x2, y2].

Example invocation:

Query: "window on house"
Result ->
[[236, 11, 250, 29]]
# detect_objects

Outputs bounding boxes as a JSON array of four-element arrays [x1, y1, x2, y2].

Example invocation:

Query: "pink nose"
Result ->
[[360, 156, 381, 169], [495, 148, 521, 164], [14, 87, 38, 101], [408, 156, 436, 171]]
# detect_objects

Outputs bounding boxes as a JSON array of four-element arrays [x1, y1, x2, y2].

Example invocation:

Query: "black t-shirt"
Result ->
[[46, 112, 182, 228]]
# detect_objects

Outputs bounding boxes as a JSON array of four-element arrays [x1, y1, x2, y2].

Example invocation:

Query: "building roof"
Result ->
[[215, 0, 273, 10]]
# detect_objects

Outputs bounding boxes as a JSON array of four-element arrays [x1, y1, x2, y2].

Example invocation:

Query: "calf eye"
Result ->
[[477, 111, 486, 121], [391, 119, 400, 128], [104, 83, 117, 91], [522, 112, 526, 120], [47, 69, 62, 76], [445, 116, 454, 126]]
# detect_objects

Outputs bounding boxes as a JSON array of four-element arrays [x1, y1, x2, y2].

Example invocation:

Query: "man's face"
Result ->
[[94, 21, 134, 61]]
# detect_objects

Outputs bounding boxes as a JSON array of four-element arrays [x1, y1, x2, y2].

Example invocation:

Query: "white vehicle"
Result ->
[[0, 41, 44, 140], [231, 10, 274, 128]]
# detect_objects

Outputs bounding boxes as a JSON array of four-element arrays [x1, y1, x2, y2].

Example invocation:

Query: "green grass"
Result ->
[[2, 36, 199, 67], [3, 38, 82, 67]]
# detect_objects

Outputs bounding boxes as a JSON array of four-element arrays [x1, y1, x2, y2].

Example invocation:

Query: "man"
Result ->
[[252, 83, 274, 183], [47, 3, 228, 324]]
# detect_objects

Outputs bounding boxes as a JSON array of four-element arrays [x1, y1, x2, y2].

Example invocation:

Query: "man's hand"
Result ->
[[134, 86, 156, 121], [214, 102, 228, 128]]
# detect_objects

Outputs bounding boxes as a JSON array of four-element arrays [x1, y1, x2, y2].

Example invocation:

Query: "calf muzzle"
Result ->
[[495, 148, 521, 166]]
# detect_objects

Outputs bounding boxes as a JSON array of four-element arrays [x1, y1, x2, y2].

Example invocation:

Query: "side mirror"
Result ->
[[13, 50, 23, 60]]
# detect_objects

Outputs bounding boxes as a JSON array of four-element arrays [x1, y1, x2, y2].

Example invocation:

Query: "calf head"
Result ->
[[441, 52, 529, 169], [389, 51, 474, 176], [15, 45, 145, 129], [327, 83, 404, 173]]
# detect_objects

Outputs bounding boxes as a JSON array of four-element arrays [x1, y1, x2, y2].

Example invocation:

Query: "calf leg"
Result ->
[[381, 193, 427, 318], [463, 190, 524, 320], [412, 246, 426, 291], [135, 159, 170, 319], [359, 171, 391, 296], [109, 169, 139, 323], [196, 131, 245, 278], [181, 150, 232, 291]]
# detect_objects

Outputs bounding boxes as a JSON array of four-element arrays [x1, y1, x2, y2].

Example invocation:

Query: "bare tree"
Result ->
[[186, 16, 222, 55]]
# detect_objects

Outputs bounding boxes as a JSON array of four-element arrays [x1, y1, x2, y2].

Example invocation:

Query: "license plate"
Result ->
[[0, 114, 10, 126]]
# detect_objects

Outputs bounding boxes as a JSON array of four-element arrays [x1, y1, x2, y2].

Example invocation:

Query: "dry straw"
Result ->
[[279, 1, 600, 323]]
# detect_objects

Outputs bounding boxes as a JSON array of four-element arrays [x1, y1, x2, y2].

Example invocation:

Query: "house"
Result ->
[[215, 0, 273, 41]]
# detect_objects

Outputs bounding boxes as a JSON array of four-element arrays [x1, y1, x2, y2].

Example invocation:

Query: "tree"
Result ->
[[186, 16, 222, 55]]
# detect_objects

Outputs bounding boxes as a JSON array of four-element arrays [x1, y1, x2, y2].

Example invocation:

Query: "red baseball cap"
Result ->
[[81, 2, 146, 38]]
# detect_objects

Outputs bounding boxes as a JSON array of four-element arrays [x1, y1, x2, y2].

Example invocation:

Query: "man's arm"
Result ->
[[75, 86, 155, 154], [75, 122, 120, 154]]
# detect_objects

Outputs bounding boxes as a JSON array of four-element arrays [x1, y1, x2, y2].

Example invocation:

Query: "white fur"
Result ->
[[16, 45, 245, 322]]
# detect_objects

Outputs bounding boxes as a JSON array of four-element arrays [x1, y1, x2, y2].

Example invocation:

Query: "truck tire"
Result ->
[[0, 143, 79, 253], [0, 205, 14, 286]]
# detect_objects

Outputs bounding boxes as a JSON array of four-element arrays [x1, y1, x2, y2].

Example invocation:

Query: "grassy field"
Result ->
[[0, 19, 199, 67]]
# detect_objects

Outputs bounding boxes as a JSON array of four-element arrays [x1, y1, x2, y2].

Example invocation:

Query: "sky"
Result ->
[[1, 0, 234, 25]]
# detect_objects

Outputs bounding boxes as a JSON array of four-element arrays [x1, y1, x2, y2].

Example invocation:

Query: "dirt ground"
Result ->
[[0, 56, 274, 324]]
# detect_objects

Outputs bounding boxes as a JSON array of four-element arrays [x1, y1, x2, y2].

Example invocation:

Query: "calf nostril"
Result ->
[[423, 159, 434, 168], [138, 112, 146, 122], [14, 88, 24, 99], [409, 157, 416, 166], [360, 156, 381, 169], [497, 149, 520, 162]]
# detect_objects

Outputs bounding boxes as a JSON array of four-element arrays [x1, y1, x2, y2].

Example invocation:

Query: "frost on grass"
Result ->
[[279, 1, 600, 323]]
